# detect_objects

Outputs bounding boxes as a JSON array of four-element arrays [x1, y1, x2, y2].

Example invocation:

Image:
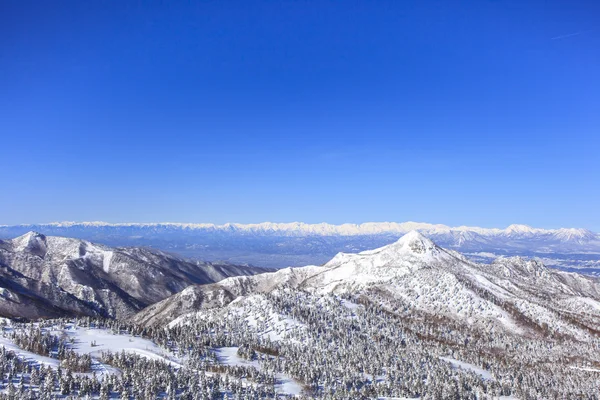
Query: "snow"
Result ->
[[504, 224, 539, 235], [0, 336, 60, 368], [340, 299, 360, 310], [214, 347, 258, 368], [214, 346, 303, 396], [63, 325, 183, 367], [553, 228, 596, 241], [11, 231, 47, 253], [378, 398, 421, 400], [9, 220, 598, 240], [165, 227, 600, 343], [467, 251, 500, 258], [230, 295, 306, 342], [1, 323, 305, 394], [472, 274, 512, 298], [570, 366, 600, 372], [574, 297, 600, 311], [302, 231, 464, 294], [439, 356, 493, 380], [102, 251, 113, 273], [0, 324, 183, 377]]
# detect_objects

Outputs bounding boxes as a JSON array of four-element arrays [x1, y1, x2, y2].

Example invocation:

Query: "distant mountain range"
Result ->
[[1, 221, 599, 272], [0, 232, 265, 319], [1, 220, 598, 238]]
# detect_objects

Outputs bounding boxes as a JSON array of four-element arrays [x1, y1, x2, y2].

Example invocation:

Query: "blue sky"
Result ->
[[1, 1, 599, 229]]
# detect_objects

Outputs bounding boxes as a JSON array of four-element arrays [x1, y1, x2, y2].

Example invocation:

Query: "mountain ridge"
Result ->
[[0, 231, 265, 319], [1, 220, 597, 238], [2, 222, 599, 271], [134, 231, 600, 342]]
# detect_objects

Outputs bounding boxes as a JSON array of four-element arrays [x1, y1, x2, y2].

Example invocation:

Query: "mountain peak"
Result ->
[[392, 230, 436, 254], [14, 230, 45, 240], [11, 231, 48, 257], [553, 228, 596, 242], [505, 224, 535, 234], [356, 230, 443, 263]]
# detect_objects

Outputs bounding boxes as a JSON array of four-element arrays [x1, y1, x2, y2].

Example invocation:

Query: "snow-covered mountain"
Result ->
[[2, 232, 600, 398], [1, 221, 599, 271], [135, 231, 600, 342], [1, 220, 598, 239], [0, 232, 265, 319]]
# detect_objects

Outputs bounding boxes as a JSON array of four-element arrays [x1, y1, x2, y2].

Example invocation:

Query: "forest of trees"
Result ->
[[0, 289, 599, 398]]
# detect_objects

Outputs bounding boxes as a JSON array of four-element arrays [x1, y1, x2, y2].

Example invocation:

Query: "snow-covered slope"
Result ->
[[136, 232, 600, 341], [0, 232, 265, 319]]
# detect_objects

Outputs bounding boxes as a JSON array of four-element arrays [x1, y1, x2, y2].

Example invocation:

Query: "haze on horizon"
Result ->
[[1, 220, 597, 234], [1, 1, 599, 229]]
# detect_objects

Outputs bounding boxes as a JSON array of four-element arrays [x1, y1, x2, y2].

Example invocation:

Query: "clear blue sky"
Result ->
[[1, 1, 599, 229]]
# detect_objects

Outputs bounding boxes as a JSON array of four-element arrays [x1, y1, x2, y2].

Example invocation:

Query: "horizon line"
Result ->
[[0, 220, 596, 234]]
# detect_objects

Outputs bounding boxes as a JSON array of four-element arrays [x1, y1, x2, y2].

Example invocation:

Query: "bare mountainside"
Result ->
[[0, 232, 265, 319], [1, 221, 599, 271]]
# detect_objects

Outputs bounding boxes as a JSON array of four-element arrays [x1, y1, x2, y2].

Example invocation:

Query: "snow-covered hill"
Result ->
[[0, 232, 265, 319], [135, 231, 600, 342], [1, 221, 598, 270]]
